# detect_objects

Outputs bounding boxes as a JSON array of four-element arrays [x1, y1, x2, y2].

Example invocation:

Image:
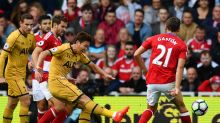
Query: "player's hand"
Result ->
[[169, 87, 181, 96], [0, 78, 6, 83], [103, 74, 115, 81], [35, 71, 43, 82]]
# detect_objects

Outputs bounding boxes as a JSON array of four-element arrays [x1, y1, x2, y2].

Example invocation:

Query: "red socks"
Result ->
[[52, 110, 67, 123], [38, 107, 57, 123], [138, 109, 154, 123], [180, 112, 191, 123]]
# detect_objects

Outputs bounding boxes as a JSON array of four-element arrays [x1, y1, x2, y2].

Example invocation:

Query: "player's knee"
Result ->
[[20, 98, 31, 107], [8, 103, 17, 110]]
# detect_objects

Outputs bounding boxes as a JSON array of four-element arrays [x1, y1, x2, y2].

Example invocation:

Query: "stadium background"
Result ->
[[0, 96, 220, 123]]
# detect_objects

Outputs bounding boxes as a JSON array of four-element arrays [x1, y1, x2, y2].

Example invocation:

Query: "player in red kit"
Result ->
[[32, 15, 68, 122], [134, 17, 191, 123]]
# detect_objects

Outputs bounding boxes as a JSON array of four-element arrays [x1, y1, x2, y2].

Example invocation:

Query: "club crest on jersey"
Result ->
[[50, 48, 58, 52], [3, 43, 9, 49], [37, 41, 44, 46]]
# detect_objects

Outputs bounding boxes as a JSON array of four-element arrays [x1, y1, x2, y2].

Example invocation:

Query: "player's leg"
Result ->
[[3, 97, 19, 123], [32, 79, 48, 120], [171, 93, 191, 123], [139, 84, 161, 123], [18, 94, 31, 123], [77, 94, 129, 122]]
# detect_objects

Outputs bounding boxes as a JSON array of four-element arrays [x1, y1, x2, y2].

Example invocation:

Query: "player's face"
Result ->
[[134, 11, 144, 25], [77, 41, 90, 53], [125, 45, 134, 59], [57, 21, 67, 36], [20, 19, 34, 34], [183, 12, 193, 25], [195, 29, 205, 41], [40, 19, 51, 34]]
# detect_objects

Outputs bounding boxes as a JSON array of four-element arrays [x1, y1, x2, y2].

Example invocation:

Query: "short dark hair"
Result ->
[[20, 13, 33, 22], [135, 9, 144, 16], [196, 25, 206, 31], [52, 15, 67, 27], [106, 6, 116, 15], [125, 41, 135, 46], [72, 32, 93, 44], [81, 3, 93, 12], [200, 50, 211, 57], [38, 14, 51, 24], [166, 17, 180, 32], [0, 14, 5, 19]]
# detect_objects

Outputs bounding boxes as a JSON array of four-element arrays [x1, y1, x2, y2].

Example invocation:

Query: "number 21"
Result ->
[[152, 44, 172, 67]]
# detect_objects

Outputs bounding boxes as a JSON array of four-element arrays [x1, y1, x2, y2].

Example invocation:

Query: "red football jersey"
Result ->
[[188, 38, 211, 53], [112, 57, 138, 83], [33, 31, 62, 82], [142, 33, 187, 84]]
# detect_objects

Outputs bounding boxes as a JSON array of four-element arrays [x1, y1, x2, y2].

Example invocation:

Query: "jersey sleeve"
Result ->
[[142, 37, 153, 50], [179, 44, 187, 59], [3, 31, 18, 52], [49, 44, 68, 56], [36, 32, 51, 50], [79, 53, 91, 65]]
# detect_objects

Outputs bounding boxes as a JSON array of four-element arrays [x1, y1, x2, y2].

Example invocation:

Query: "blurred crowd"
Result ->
[[0, 0, 220, 98]]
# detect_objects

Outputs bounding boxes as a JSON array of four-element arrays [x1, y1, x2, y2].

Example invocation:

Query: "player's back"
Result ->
[[142, 33, 187, 84]]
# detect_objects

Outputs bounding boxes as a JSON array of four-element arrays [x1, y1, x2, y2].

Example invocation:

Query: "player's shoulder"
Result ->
[[43, 32, 53, 40], [9, 29, 20, 37], [114, 57, 124, 64]]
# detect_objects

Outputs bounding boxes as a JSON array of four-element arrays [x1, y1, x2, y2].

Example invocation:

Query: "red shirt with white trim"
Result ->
[[188, 38, 211, 53], [142, 33, 187, 84], [33, 31, 62, 82], [112, 57, 138, 83]]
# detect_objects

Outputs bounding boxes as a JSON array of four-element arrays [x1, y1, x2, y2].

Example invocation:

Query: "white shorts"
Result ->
[[32, 79, 53, 101], [147, 82, 175, 106]]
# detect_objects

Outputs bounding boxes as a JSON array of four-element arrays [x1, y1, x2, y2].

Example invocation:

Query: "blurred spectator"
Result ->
[[0, 14, 16, 49], [112, 42, 138, 83], [211, 31, 220, 65], [96, 67, 119, 95], [197, 50, 219, 82], [185, 47, 198, 68], [126, 9, 152, 47], [119, 66, 146, 94], [187, 26, 212, 59], [151, 7, 169, 35], [95, 0, 112, 22], [10, 0, 29, 28], [203, 6, 220, 42], [116, 0, 141, 24], [29, 2, 45, 33], [76, 69, 98, 98], [89, 28, 106, 61], [96, 45, 117, 68], [0, 0, 17, 19], [53, 9, 63, 17], [178, 10, 198, 42], [192, 0, 212, 26], [63, 0, 81, 22], [181, 67, 200, 92], [198, 75, 220, 92], [143, 0, 161, 24], [64, 27, 75, 43], [70, 3, 98, 36], [116, 28, 131, 58], [98, 7, 125, 45], [169, 0, 188, 20]]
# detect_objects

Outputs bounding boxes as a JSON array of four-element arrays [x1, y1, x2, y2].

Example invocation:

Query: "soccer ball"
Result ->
[[191, 99, 208, 116]]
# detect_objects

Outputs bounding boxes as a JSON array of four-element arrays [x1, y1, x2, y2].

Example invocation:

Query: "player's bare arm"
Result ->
[[134, 46, 148, 74], [32, 47, 43, 68], [35, 50, 51, 82], [88, 62, 115, 80], [170, 58, 186, 96]]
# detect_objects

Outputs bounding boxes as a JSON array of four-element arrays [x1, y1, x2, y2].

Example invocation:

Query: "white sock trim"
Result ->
[[180, 112, 190, 116], [145, 109, 154, 115], [50, 108, 57, 117], [38, 109, 46, 114]]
